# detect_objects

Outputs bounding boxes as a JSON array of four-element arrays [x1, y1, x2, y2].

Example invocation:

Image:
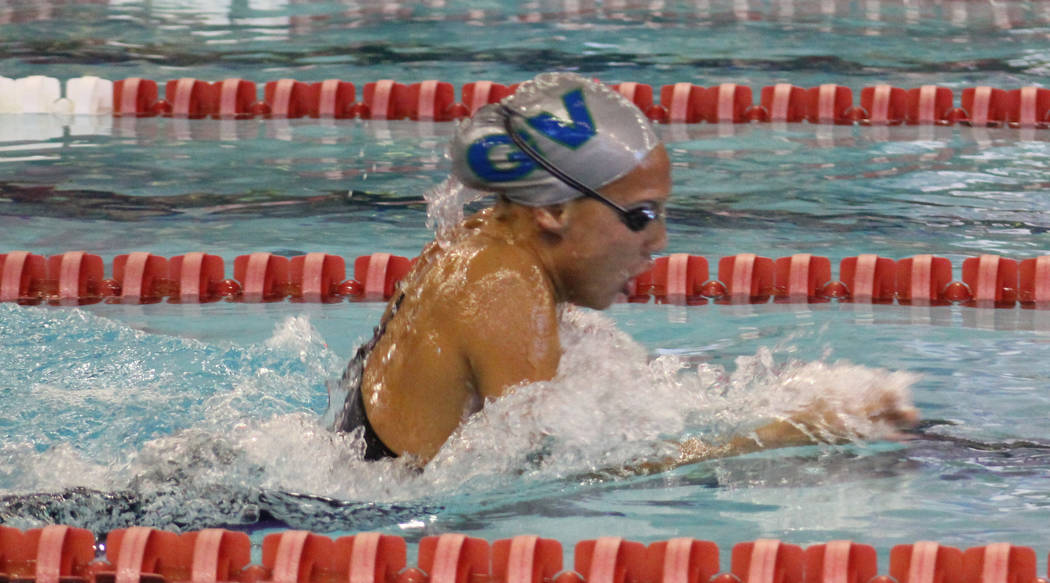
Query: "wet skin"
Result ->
[[360, 145, 671, 464], [358, 144, 918, 467]]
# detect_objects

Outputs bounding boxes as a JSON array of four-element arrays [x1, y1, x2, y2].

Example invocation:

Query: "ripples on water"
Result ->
[[3, 0, 1050, 550], [4, 124, 1049, 261], [2, 0, 1050, 84]]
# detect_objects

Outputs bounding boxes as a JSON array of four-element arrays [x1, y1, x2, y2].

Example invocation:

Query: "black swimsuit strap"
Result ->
[[354, 380, 399, 460], [334, 293, 405, 460]]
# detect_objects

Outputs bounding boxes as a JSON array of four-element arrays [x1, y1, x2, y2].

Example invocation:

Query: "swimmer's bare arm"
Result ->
[[633, 397, 920, 474]]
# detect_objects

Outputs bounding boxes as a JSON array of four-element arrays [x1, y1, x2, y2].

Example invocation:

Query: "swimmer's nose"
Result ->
[[646, 220, 668, 253]]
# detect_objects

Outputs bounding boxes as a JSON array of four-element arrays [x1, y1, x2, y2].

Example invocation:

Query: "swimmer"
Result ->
[[333, 72, 918, 467]]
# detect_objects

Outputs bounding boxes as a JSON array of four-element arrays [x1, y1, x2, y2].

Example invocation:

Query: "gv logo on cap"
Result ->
[[467, 89, 596, 182]]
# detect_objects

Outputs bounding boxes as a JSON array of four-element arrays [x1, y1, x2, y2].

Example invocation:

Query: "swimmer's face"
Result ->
[[560, 144, 670, 310]]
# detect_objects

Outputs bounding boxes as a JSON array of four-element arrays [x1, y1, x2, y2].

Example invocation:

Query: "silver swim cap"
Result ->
[[450, 72, 660, 207]]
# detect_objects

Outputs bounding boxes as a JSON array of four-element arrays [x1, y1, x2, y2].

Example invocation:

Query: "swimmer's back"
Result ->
[[359, 209, 561, 462]]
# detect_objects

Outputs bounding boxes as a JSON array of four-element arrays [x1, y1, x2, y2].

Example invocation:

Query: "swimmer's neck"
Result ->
[[484, 200, 572, 305]]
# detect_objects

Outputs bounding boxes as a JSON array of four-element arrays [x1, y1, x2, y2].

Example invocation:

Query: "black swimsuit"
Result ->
[[333, 295, 403, 461]]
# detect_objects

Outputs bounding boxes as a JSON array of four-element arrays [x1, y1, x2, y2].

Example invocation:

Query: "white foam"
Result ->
[[1, 309, 919, 530]]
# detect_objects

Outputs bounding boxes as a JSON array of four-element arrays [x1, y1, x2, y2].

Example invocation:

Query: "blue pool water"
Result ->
[[3, 0, 1050, 570]]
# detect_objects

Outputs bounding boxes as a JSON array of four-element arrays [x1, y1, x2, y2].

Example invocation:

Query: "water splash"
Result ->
[[424, 175, 487, 243], [0, 305, 917, 534], [425, 308, 918, 483]]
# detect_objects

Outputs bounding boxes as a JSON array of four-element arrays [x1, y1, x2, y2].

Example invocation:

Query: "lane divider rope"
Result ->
[[1, 250, 1046, 308], [1, 525, 1047, 583], [2, 76, 1049, 128]]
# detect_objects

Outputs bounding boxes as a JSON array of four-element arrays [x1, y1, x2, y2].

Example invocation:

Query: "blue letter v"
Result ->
[[525, 89, 596, 150]]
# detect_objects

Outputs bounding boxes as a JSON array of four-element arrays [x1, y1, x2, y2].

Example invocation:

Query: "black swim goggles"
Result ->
[[499, 105, 663, 233]]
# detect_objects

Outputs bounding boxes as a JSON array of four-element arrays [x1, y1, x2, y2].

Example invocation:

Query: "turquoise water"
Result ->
[[3, 0, 1050, 570]]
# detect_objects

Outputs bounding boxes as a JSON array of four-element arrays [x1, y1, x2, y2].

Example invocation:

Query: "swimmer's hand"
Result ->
[[776, 387, 921, 446], [722, 387, 920, 457]]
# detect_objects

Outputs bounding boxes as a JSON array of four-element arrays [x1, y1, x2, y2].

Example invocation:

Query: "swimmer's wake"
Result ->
[[0, 486, 442, 535]]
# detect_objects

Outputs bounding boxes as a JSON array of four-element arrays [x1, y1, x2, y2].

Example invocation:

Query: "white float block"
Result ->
[[66, 76, 114, 115], [15, 76, 62, 113]]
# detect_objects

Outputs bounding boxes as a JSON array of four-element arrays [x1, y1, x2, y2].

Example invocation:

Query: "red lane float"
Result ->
[[860, 85, 908, 126], [408, 81, 464, 121], [113, 78, 160, 117], [264, 79, 312, 118], [418, 534, 489, 583], [1019, 256, 1050, 308], [888, 541, 964, 583], [574, 538, 646, 583], [774, 253, 831, 303], [214, 79, 257, 119], [1008, 87, 1050, 128], [234, 252, 290, 302], [718, 253, 775, 304], [650, 254, 709, 305], [961, 86, 1008, 127], [702, 84, 752, 124], [895, 254, 954, 306], [613, 83, 655, 117], [646, 538, 718, 583], [262, 531, 334, 583], [289, 253, 346, 303], [100, 527, 180, 583], [731, 539, 803, 583], [0, 251, 46, 303], [163, 79, 216, 118], [462, 82, 513, 115], [311, 80, 357, 119], [47, 251, 105, 305], [362, 80, 409, 120], [183, 529, 251, 583], [169, 253, 226, 303], [353, 253, 413, 301], [804, 540, 877, 583], [624, 269, 655, 304], [112, 252, 170, 304], [660, 83, 703, 124], [6, 250, 1050, 308], [962, 543, 1037, 583], [491, 536, 561, 583], [334, 532, 406, 583], [962, 254, 1018, 308], [806, 84, 853, 125], [5, 75, 1048, 127], [760, 83, 808, 123], [24, 525, 96, 583], [833, 254, 896, 303], [907, 86, 954, 126], [4, 528, 1050, 583]]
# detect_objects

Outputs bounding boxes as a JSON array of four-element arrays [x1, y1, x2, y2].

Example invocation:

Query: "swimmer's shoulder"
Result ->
[[409, 210, 555, 313]]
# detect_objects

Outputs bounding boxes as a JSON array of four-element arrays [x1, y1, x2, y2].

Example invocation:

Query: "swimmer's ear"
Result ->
[[533, 204, 571, 234]]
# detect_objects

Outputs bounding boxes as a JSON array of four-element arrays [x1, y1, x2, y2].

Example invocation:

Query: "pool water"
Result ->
[[3, 0, 1050, 570]]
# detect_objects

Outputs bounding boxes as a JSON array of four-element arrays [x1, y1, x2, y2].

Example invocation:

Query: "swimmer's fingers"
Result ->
[[863, 389, 921, 434], [869, 405, 920, 429]]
